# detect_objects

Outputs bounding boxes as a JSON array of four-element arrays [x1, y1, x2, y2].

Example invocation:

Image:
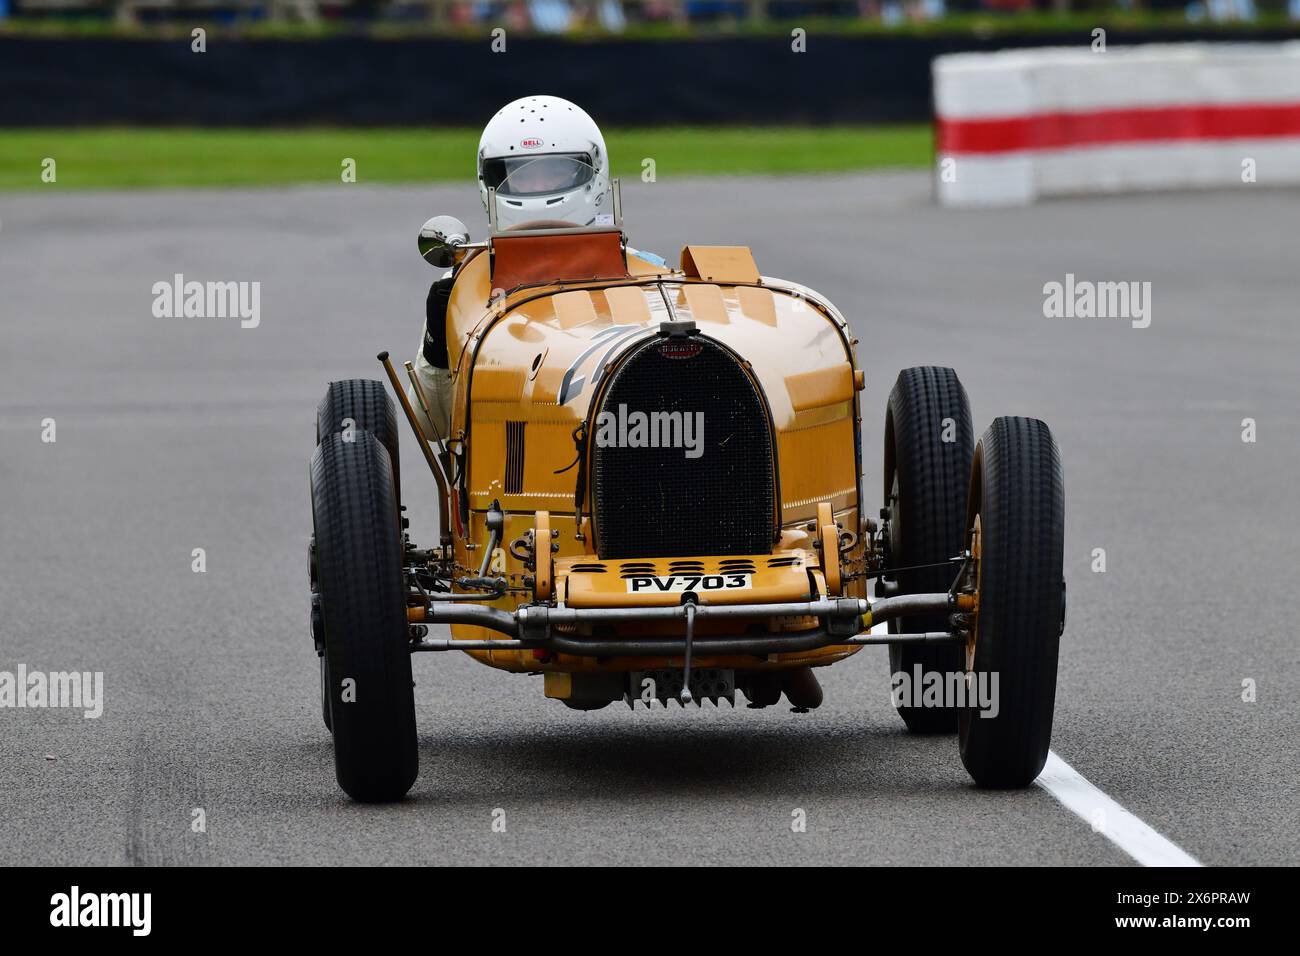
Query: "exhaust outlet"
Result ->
[[781, 667, 823, 711]]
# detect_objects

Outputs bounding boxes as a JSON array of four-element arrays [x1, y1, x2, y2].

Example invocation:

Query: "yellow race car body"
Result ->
[[431, 232, 870, 697]]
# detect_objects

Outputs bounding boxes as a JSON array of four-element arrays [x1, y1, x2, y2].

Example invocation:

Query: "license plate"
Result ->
[[624, 573, 752, 594]]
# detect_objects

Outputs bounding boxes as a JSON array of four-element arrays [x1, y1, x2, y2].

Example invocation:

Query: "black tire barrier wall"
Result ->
[[5, 30, 1300, 126]]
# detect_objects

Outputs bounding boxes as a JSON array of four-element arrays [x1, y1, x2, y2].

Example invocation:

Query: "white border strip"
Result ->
[[1037, 751, 1203, 867]]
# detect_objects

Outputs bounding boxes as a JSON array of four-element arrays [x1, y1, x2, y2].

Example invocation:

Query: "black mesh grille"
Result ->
[[591, 334, 775, 559]]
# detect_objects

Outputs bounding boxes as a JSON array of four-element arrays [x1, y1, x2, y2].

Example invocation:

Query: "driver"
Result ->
[[408, 94, 621, 442]]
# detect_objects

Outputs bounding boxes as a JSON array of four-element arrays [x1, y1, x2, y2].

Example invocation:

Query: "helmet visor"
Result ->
[[482, 153, 595, 197]]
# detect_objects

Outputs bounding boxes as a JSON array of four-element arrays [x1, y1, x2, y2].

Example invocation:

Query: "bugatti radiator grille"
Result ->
[[591, 334, 775, 559]]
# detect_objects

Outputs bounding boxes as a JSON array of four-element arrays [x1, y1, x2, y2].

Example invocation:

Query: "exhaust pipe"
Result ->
[[781, 667, 823, 711]]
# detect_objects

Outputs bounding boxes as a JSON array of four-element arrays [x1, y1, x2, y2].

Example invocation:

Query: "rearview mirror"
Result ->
[[418, 216, 470, 269]]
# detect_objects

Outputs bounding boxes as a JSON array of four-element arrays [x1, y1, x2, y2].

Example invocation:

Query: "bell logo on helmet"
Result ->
[[520, 137, 544, 150]]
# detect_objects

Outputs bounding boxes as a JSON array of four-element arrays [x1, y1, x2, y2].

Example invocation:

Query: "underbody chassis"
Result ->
[[408, 592, 972, 657]]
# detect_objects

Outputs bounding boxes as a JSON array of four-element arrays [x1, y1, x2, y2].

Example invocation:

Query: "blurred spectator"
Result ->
[[2, 0, 1290, 30], [1197, 0, 1259, 18], [530, 0, 574, 32], [685, 1, 746, 20], [917, 0, 945, 20], [597, 0, 627, 30]]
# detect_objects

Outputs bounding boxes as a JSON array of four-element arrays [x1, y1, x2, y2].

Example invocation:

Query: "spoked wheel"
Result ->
[[310, 431, 417, 802], [882, 367, 973, 733], [959, 416, 1065, 788]]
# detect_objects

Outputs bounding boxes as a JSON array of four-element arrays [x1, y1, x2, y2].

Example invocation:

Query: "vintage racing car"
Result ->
[[308, 163, 1066, 802]]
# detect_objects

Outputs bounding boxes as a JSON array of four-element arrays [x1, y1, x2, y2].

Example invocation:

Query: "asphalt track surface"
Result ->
[[1, 173, 1297, 866]]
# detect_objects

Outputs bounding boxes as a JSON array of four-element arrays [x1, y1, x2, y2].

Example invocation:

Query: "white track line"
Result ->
[[870, 608, 1199, 865], [1036, 751, 1203, 867]]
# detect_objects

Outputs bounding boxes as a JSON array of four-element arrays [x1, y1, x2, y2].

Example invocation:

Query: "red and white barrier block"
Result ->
[[934, 43, 1300, 206]]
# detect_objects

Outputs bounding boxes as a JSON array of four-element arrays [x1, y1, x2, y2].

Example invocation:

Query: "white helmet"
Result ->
[[477, 95, 611, 231]]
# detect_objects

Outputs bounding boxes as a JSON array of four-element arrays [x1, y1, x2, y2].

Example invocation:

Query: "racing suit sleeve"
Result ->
[[407, 274, 454, 443], [421, 275, 452, 369]]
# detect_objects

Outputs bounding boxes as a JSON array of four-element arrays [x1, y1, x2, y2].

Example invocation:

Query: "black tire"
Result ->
[[309, 535, 332, 733], [882, 367, 973, 733], [310, 432, 417, 802], [959, 417, 1065, 788], [320, 654, 333, 732], [317, 379, 401, 498]]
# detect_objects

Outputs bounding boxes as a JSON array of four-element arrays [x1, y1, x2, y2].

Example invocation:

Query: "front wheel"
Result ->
[[310, 432, 417, 802], [959, 417, 1065, 788], [319, 654, 333, 733], [317, 379, 401, 499], [882, 367, 974, 733]]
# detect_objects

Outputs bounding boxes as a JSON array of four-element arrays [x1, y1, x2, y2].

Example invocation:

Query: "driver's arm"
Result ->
[[408, 272, 455, 443], [422, 273, 453, 369]]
